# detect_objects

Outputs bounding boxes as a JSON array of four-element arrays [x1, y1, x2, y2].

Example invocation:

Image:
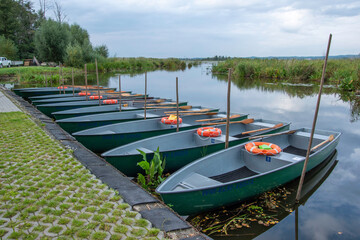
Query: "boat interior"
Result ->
[[169, 129, 332, 191]]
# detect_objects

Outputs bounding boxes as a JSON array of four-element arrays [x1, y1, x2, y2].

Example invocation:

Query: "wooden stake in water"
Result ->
[[61, 65, 65, 94], [225, 68, 232, 149], [144, 72, 147, 120], [118, 75, 122, 112], [72, 68, 74, 96], [58, 63, 61, 94], [295, 34, 332, 202], [176, 77, 179, 132], [95, 59, 101, 106], [85, 64, 88, 101]]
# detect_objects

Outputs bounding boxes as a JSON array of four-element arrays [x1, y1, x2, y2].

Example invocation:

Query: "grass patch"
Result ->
[[0, 111, 162, 239]]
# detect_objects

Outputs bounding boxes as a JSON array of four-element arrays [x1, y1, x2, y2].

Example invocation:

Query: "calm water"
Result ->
[[100, 63, 360, 239], [9, 63, 360, 239]]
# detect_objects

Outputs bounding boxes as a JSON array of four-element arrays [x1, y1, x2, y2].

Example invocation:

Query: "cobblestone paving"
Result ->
[[0, 112, 165, 239]]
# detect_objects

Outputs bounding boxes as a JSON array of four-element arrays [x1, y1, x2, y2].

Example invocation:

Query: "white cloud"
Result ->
[[31, 0, 360, 57]]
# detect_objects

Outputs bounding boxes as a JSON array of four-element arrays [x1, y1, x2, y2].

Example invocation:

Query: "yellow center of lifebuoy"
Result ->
[[168, 115, 178, 121]]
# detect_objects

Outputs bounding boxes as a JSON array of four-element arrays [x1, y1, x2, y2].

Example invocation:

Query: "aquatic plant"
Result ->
[[136, 147, 166, 191]]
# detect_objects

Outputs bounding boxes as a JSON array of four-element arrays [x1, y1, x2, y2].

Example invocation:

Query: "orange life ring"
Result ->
[[161, 115, 182, 125], [245, 142, 281, 156], [78, 92, 91, 96], [103, 99, 118, 104], [197, 127, 222, 137], [57, 86, 68, 89], [89, 95, 103, 100]]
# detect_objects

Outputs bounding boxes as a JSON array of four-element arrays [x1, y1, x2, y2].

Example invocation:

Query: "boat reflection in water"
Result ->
[[190, 150, 338, 240]]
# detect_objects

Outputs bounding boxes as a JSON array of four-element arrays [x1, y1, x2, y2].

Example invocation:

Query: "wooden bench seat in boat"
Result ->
[[124, 147, 153, 155], [173, 172, 221, 190]]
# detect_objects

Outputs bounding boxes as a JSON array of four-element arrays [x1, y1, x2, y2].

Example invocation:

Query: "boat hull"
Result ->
[[157, 129, 340, 215]]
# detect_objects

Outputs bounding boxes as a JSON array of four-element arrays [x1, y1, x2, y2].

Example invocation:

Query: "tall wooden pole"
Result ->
[[295, 34, 332, 201], [85, 64, 88, 101], [61, 65, 65, 94], [144, 72, 147, 119], [58, 63, 61, 94], [225, 68, 232, 149], [118, 75, 122, 112], [176, 77, 179, 132], [95, 59, 101, 106], [45, 73, 47, 87], [72, 68, 74, 96]]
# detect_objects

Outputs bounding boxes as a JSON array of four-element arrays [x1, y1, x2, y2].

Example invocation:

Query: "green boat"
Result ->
[[56, 106, 209, 134], [102, 119, 289, 177], [73, 111, 244, 153], [37, 99, 186, 118], [15, 87, 82, 98], [14, 86, 116, 98], [28, 90, 132, 101], [51, 101, 188, 120], [156, 128, 341, 215], [31, 93, 147, 106]]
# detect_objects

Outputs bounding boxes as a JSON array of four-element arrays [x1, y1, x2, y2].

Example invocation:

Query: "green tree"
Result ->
[[94, 45, 109, 58], [64, 43, 84, 67], [0, 35, 18, 59], [34, 19, 71, 62], [0, 0, 38, 59]]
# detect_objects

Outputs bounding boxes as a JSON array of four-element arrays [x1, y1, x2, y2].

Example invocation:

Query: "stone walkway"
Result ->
[[0, 91, 20, 112]]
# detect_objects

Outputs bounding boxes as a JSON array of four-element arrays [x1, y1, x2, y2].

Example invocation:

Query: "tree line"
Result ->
[[0, 0, 108, 67]]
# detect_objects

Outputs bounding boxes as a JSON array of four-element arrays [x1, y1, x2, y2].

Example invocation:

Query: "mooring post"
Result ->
[[85, 64, 88, 101], [225, 68, 232, 149], [95, 59, 101, 106], [72, 68, 74, 97], [119, 75, 122, 112], [144, 72, 147, 119], [295, 34, 332, 201], [58, 62, 61, 94], [176, 77, 179, 132]]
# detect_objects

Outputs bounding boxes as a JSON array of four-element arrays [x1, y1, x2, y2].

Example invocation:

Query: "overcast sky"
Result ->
[[34, 0, 360, 58]]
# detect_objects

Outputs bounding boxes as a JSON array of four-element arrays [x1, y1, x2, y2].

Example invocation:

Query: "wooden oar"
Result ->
[[248, 130, 297, 140], [145, 105, 193, 110], [311, 135, 334, 151], [202, 118, 254, 126], [168, 112, 218, 116], [241, 123, 284, 135], [195, 114, 241, 122], [147, 102, 178, 106], [165, 109, 211, 114]]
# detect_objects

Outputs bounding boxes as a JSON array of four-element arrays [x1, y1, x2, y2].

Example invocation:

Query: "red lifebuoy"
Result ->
[[57, 86, 68, 89], [78, 92, 91, 96], [197, 127, 222, 137], [161, 115, 182, 125], [245, 142, 282, 156], [103, 99, 118, 104], [89, 95, 103, 100]]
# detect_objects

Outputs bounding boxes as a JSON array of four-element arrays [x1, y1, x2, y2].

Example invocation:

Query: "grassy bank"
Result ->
[[86, 58, 186, 73], [213, 58, 360, 91], [0, 111, 162, 239], [0, 58, 187, 85]]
